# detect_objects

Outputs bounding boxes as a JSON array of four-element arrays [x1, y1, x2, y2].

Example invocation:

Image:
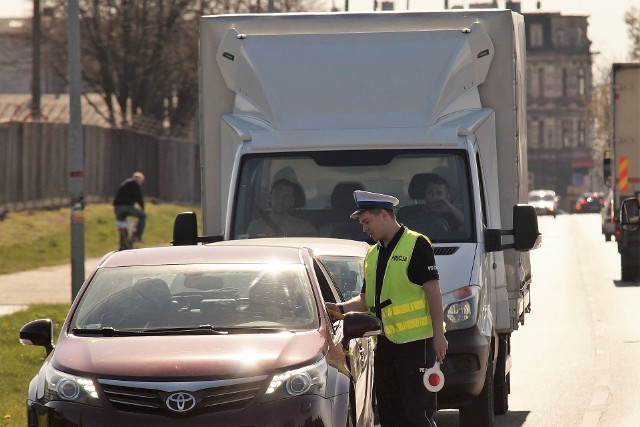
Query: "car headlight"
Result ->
[[44, 365, 101, 406], [262, 358, 327, 402], [444, 286, 478, 331]]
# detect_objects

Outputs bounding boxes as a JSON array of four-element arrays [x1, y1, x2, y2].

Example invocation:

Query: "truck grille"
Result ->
[[99, 376, 267, 415], [434, 246, 459, 255]]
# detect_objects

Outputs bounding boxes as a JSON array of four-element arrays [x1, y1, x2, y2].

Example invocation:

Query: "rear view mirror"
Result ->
[[343, 312, 381, 342], [173, 212, 198, 245], [20, 319, 55, 355], [620, 198, 640, 231], [513, 204, 541, 251]]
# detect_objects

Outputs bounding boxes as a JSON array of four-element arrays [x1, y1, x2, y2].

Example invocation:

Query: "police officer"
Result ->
[[327, 190, 448, 426]]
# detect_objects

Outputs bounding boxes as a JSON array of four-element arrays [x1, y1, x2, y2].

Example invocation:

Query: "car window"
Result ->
[[313, 260, 342, 303], [317, 255, 364, 300], [70, 264, 319, 332]]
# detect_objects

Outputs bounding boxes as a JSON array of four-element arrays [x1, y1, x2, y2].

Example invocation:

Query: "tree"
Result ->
[[624, 6, 640, 61], [42, 0, 320, 137]]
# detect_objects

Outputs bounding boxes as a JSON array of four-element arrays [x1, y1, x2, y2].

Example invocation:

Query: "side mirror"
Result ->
[[513, 204, 541, 251], [20, 319, 55, 355], [620, 198, 640, 231], [342, 312, 381, 349], [173, 212, 198, 245], [485, 204, 541, 252]]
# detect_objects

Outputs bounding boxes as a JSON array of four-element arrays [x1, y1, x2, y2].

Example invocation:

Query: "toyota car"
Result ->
[[20, 241, 379, 426]]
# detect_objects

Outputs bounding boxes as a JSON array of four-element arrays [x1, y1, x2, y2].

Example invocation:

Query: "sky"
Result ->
[[0, 0, 636, 68]]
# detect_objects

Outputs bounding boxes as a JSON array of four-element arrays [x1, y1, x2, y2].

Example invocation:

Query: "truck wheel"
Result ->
[[494, 372, 509, 415], [620, 253, 638, 282], [459, 351, 495, 427], [493, 334, 510, 415]]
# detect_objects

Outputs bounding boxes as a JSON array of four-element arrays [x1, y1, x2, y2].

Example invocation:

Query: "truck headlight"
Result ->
[[444, 286, 478, 331], [263, 358, 327, 402], [44, 365, 101, 406]]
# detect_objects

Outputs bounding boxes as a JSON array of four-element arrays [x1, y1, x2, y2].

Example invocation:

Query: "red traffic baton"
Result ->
[[423, 360, 444, 392]]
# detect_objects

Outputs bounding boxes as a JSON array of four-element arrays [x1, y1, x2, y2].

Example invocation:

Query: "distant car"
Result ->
[[575, 192, 604, 214], [601, 190, 616, 241], [528, 189, 559, 217], [19, 240, 379, 426]]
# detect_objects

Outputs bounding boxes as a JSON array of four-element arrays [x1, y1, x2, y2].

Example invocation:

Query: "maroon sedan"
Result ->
[[20, 242, 379, 426]]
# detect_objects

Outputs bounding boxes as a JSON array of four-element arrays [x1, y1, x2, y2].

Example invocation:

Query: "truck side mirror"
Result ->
[[603, 158, 612, 187], [513, 204, 541, 251], [173, 212, 199, 245], [620, 198, 640, 231]]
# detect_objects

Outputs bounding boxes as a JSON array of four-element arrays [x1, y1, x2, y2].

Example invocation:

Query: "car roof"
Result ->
[[98, 244, 307, 268], [211, 237, 371, 258]]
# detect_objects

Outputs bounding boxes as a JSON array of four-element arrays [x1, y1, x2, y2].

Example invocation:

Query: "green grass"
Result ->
[[0, 304, 69, 426], [0, 203, 201, 274], [0, 203, 202, 425]]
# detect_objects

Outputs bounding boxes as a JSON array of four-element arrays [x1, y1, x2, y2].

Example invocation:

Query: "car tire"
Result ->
[[459, 349, 495, 427]]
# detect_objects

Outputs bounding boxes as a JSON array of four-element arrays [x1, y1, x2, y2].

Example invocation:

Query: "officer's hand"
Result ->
[[433, 333, 448, 363], [325, 302, 344, 320]]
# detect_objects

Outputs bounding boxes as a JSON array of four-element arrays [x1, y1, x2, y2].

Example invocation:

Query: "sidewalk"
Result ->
[[0, 258, 101, 316]]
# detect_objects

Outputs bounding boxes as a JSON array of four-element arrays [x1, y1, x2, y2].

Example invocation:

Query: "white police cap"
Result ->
[[350, 190, 399, 219]]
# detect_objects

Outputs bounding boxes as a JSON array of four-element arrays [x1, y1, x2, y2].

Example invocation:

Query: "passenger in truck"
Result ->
[[247, 178, 317, 237], [398, 173, 465, 234]]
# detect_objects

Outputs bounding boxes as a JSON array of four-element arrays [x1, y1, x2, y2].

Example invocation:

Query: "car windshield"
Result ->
[[70, 264, 319, 333], [231, 150, 474, 243]]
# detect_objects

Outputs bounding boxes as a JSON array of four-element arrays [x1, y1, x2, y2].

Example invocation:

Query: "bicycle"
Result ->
[[116, 216, 137, 251]]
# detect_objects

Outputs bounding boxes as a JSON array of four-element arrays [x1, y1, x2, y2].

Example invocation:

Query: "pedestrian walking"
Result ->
[[113, 171, 146, 243]]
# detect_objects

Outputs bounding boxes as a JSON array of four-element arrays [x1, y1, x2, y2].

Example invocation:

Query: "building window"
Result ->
[[578, 121, 585, 147], [562, 121, 571, 147], [530, 23, 543, 47], [578, 68, 585, 96], [562, 69, 568, 97], [538, 120, 545, 148], [577, 27, 584, 46], [538, 68, 544, 98], [556, 29, 565, 47], [547, 128, 553, 148]]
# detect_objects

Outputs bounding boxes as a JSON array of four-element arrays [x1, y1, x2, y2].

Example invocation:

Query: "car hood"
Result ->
[[53, 330, 327, 378]]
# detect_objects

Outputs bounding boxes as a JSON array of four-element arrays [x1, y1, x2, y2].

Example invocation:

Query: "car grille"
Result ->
[[99, 376, 267, 415]]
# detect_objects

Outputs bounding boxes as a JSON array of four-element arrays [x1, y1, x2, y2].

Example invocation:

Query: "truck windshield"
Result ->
[[231, 150, 474, 243]]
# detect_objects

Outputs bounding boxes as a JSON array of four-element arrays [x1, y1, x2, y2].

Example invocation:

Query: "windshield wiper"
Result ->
[[72, 325, 228, 336], [72, 327, 133, 336]]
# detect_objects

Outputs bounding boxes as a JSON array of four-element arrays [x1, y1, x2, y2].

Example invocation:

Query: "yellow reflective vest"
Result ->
[[364, 229, 434, 344]]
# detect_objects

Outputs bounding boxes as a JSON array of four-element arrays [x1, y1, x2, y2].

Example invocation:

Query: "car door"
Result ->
[[313, 259, 375, 427]]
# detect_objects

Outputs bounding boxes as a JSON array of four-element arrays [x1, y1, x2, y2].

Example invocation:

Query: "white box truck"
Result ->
[[174, 9, 541, 426], [604, 63, 640, 281]]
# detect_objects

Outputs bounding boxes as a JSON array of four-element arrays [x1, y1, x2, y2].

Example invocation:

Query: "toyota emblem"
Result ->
[[165, 392, 197, 413]]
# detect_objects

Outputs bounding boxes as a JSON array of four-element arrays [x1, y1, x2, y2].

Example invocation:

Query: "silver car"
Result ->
[[528, 189, 559, 217]]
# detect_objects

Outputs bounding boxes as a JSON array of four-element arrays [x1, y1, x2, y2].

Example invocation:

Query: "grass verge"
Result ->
[[0, 304, 69, 426], [0, 203, 201, 274]]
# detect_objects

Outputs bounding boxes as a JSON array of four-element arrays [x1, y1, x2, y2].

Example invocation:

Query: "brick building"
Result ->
[[523, 11, 595, 210]]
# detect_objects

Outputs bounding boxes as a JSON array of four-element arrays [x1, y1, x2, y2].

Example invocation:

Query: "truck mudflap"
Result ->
[[437, 326, 491, 409]]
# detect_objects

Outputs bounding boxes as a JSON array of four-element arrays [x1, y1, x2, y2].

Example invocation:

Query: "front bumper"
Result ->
[[437, 326, 490, 409], [27, 393, 344, 427]]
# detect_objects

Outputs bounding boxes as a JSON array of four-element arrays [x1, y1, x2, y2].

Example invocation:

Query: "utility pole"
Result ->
[[31, 0, 41, 121], [68, 0, 85, 299]]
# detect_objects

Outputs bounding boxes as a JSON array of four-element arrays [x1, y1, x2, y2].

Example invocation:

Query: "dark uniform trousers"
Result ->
[[374, 336, 437, 427]]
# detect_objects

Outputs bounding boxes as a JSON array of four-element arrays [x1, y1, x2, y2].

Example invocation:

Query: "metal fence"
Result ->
[[0, 122, 200, 213]]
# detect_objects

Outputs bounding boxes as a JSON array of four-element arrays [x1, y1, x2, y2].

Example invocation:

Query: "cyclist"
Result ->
[[113, 171, 146, 244]]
